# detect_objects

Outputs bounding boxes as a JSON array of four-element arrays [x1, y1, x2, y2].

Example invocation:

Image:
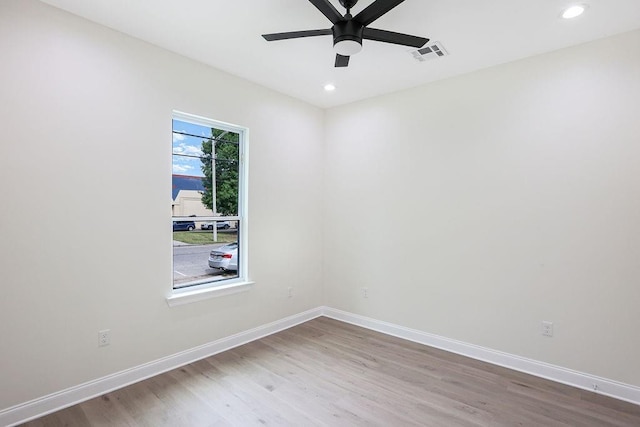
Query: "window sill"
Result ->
[[166, 281, 254, 307]]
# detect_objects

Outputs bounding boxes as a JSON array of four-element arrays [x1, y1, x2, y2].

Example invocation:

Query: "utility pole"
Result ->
[[211, 130, 228, 242]]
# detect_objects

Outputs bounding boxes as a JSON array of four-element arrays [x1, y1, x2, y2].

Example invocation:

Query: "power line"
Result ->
[[172, 130, 239, 145]]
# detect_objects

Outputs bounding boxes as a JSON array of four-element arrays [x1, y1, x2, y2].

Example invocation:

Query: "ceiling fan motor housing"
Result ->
[[332, 19, 364, 52]]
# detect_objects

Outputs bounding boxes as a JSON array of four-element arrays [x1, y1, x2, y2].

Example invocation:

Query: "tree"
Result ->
[[200, 129, 239, 215]]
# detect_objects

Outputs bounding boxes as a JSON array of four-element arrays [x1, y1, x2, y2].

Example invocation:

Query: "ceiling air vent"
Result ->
[[410, 41, 448, 62]]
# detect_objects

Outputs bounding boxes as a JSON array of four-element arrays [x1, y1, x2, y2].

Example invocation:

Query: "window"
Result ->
[[171, 111, 247, 293]]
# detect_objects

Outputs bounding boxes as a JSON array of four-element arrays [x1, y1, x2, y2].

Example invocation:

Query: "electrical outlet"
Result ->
[[362, 287, 368, 298], [98, 329, 111, 347], [287, 287, 293, 298], [541, 321, 553, 337]]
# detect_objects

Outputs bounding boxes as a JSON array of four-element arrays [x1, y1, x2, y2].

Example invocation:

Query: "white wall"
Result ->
[[0, 0, 324, 410], [324, 30, 640, 387]]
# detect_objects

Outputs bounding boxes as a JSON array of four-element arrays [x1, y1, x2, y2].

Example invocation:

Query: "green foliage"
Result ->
[[200, 129, 239, 215]]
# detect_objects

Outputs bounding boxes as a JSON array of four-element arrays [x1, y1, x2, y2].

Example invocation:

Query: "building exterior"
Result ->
[[171, 175, 210, 217]]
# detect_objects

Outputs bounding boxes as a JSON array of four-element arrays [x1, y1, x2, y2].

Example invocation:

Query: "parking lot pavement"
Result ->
[[172, 243, 234, 286]]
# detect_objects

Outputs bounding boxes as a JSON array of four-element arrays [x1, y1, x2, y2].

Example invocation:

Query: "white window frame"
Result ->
[[167, 111, 251, 306]]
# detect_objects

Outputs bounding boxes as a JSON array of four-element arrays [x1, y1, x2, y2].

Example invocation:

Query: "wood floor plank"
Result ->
[[19, 317, 640, 426], [260, 331, 487, 426]]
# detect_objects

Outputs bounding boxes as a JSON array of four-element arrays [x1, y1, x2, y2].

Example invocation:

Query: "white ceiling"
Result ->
[[40, 0, 640, 108]]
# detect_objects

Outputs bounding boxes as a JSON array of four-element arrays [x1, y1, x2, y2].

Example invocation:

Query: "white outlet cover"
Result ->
[[541, 321, 554, 337], [98, 329, 111, 346]]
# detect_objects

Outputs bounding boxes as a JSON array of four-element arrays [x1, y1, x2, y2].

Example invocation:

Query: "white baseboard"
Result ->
[[3, 306, 638, 426], [0, 307, 323, 427], [321, 307, 640, 407]]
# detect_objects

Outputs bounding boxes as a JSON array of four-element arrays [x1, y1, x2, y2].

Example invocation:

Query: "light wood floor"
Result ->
[[21, 317, 640, 426]]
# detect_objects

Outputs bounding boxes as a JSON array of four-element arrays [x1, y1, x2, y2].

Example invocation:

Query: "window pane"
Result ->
[[172, 222, 240, 288], [172, 116, 243, 289]]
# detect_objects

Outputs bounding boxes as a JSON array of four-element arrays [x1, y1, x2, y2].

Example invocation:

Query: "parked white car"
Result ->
[[201, 221, 231, 230], [208, 243, 238, 271]]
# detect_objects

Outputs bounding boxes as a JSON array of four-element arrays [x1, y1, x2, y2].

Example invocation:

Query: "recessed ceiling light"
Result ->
[[562, 4, 586, 19], [324, 83, 336, 92]]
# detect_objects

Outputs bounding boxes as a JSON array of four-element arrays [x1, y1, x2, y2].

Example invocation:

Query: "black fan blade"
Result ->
[[309, 0, 343, 24], [354, 0, 405, 26], [262, 29, 332, 41], [363, 27, 428, 48], [335, 54, 350, 67]]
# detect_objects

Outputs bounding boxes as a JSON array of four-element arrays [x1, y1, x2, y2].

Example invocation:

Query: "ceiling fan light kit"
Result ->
[[333, 19, 364, 56], [334, 39, 362, 56], [262, 0, 429, 67]]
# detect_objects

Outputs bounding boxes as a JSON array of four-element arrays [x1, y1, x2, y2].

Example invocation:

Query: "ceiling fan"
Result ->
[[262, 0, 429, 67]]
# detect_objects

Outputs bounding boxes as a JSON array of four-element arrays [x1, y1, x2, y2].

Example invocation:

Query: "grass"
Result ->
[[173, 230, 237, 245]]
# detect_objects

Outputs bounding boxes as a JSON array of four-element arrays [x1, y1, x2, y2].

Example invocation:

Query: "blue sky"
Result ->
[[172, 119, 210, 177]]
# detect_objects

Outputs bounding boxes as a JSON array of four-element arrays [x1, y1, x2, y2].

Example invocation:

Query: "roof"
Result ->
[[172, 175, 204, 200]]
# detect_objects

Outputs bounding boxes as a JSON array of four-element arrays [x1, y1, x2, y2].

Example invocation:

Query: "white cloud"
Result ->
[[172, 164, 193, 173], [172, 131, 186, 143], [173, 143, 203, 157]]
